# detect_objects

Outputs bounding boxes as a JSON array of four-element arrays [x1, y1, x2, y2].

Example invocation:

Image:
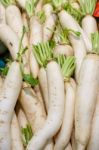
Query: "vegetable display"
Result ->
[[0, 0, 99, 150]]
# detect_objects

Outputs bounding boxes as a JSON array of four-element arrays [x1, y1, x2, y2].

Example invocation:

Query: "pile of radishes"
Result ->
[[0, 0, 99, 150]]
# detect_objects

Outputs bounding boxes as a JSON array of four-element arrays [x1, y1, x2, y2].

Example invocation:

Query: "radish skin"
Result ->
[[65, 143, 72, 150], [59, 10, 86, 80], [0, 2, 6, 24], [38, 68, 49, 111], [27, 61, 65, 150], [54, 45, 74, 56], [43, 14, 57, 42], [54, 79, 76, 150], [34, 85, 45, 110], [20, 86, 46, 133], [75, 54, 99, 150], [20, 85, 54, 149], [0, 24, 19, 59], [6, 5, 28, 48], [11, 113, 24, 150], [43, 4, 57, 41], [16, 102, 28, 129], [59, 10, 92, 52], [0, 62, 22, 150], [82, 15, 98, 41], [6, 5, 30, 74], [87, 92, 99, 150], [43, 4, 53, 17], [29, 16, 42, 78]]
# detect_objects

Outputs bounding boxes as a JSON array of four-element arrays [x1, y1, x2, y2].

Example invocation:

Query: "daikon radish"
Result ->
[[20, 85, 46, 133], [0, 24, 19, 59], [54, 45, 74, 56], [11, 113, 24, 150], [0, 61, 22, 150], [20, 84, 54, 149], [29, 16, 42, 78], [5, 4, 30, 74], [75, 54, 99, 150], [16, 102, 28, 129], [81, 0, 98, 41], [43, 3, 57, 41], [38, 68, 49, 111], [27, 61, 65, 150], [59, 10, 86, 80], [34, 85, 46, 112], [87, 92, 99, 150], [6, 5, 28, 48], [55, 79, 76, 150]]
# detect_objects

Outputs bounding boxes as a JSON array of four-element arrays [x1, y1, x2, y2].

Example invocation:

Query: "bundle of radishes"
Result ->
[[0, 0, 99, 150]]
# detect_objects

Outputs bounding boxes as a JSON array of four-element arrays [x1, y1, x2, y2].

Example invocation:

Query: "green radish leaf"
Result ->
[[68, 29, 81, 37], [64, 2, 83, 23], [17, 26, 28, 62], [22, 124, 33, 147], [54, 23, 70, 44], [0, 0, 15, 7], [0, 67, 9, 76], [23, 74, 39, 87], [25, 0, 39, 17], [52, 0, 67, 10], [79, 0, 97, 16], [91, 32, 99, 55], [55, 55, 76, 80], [33, 41, 55, 67], [37, 10, 46, 24]]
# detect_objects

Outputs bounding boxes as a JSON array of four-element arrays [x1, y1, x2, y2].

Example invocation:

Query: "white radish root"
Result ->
[[16, 102, 28, 129], [59, 10, 86, 80], [87, 92, 99, 150], [34, 85, 45, 109], [43, 4, 57, 41], [38, 68, 49, 111], [11, 113, 24, 150], [19, 85, 46, 133], [82, 15, 98, 41], [54, 45, 74, 56], [54, 79, 76, 150], [75, 54, 99, 150], [20, 85, 54, 149], [0, 24, 19, 59], [29, 16, 42, 78], [6, 5, 30, 74], [0, 61, 22, 150], [27, 61, 65, 150], [6, 5, 28, 48]]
